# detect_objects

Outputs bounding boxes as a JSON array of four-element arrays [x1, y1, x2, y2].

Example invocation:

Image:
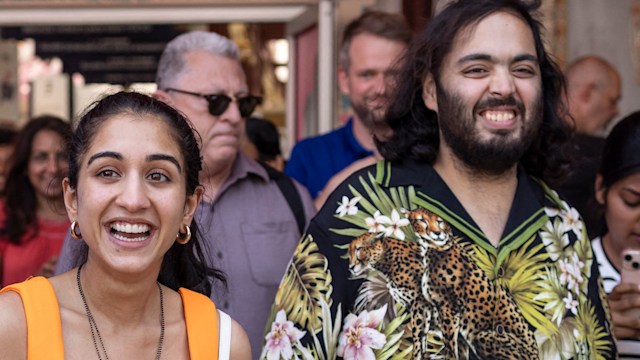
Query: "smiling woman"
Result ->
[[0, 91, 251, 360], [0, 116, 72, 287], [590, 111, 640, 358]]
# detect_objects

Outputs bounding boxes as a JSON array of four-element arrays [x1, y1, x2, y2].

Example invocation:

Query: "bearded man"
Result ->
[[285, 11, 412, 201], [262, 0, 617, 358]]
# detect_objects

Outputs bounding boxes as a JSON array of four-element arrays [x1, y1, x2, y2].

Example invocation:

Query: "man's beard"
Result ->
[[352, 96, 392, 140], [436, 86, 542, 176], [352, 96, 387, 130]]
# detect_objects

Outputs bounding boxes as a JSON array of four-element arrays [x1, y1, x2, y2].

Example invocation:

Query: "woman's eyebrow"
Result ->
[[87, 151, 121, 166], [147, 154, 182, 172]]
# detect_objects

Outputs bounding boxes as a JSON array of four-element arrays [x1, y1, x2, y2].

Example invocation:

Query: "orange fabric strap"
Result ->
[[0, 276, 64, 360], [179, 287, 219, 359]]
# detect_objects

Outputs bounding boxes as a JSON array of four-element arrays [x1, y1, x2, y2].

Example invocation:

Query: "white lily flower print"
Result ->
[[261, 310, 306, 360], [380, 209, 410, 240], [563, 292, 579, 315], [336, 196, 362, 217], [364, 211, 388, 233], [337, 304, 388, 360]]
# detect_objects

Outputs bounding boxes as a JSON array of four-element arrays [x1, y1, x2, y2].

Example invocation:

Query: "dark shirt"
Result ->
[[262, 159, 617, 359], [285, 118, 373, 199]]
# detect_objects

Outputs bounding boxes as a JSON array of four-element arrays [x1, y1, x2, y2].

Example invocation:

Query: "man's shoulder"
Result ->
[[534, 178, 573, 209], [257, 161, 311, 197], [227, 158, 314, 212], [291, 124, 350, 152], [320, 159, 427, 206]]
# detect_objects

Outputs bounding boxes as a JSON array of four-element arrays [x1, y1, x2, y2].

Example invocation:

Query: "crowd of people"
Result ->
[[0, 0, 638, 358]]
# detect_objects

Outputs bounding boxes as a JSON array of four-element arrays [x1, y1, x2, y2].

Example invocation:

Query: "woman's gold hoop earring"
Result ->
[[71, 221, 82, 240], [176, 224, 191, 245]]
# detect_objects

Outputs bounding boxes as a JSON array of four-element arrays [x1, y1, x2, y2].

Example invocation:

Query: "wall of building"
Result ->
[[567, 0, 640, 127]]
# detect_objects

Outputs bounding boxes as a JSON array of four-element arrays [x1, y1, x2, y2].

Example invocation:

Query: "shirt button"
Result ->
[[496, 323, 504, 335], [497, 266, 505, 277], [223, 301, 229, 309], [217, 251, 223, 259]]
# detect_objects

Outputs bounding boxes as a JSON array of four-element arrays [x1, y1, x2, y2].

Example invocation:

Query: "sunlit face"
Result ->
[[339, 33, 407, 128], [423, 11, 543, 174], [164, 51, 249, 174], [28, 129, 69, 201], [63, 114, 200, 273], [597, 172, 640, 257]]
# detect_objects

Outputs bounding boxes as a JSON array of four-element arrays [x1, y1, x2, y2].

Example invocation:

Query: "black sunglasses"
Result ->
[[165, 88, 262, 117]]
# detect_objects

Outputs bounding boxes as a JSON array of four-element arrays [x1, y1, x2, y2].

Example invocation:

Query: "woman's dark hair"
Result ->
[[1, 116, 71, 245], [68, 91, 226, 295], [599, 111, 640, 188], [378, 0, 572, 183]]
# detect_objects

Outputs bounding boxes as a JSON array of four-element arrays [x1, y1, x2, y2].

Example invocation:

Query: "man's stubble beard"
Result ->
[[352, 99, 383, 125], [436, 85, 543, 177], [351, 96, 392, 141]]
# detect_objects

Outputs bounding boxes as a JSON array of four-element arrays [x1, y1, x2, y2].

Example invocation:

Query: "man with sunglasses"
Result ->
[[55, 31, 315, 358]]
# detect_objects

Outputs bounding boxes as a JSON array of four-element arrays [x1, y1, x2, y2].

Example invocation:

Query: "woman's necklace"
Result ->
[[76, 265, 165, 360]]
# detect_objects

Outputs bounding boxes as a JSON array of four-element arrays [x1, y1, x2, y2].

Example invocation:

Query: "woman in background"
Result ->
[[591, 111, 640, 358], [0, 116, 71, 286]]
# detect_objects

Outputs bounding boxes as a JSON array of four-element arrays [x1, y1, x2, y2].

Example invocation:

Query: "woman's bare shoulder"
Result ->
[[0, 290, 27, 359], [230, 318, 252, 360]]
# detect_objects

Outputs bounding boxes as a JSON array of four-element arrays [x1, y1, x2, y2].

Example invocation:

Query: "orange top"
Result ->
[[0, 276, 220, 359]]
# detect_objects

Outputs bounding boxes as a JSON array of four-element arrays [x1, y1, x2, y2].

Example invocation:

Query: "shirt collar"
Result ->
[[378, 159, 547, 247], [206, 152, 270, 205]]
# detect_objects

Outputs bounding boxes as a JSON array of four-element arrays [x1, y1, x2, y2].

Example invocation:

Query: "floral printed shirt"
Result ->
[[262, 160, 617, 360]]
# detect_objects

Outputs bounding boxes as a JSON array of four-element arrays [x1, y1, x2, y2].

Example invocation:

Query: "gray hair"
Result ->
[[156, 31, 240, 89]]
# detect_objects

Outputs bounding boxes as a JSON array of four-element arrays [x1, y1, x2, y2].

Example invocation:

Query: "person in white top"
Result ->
[[591, 110, 640, 359]]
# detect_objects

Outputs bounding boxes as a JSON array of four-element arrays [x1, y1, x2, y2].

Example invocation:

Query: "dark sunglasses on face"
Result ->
[[165, 88, 262, 118]]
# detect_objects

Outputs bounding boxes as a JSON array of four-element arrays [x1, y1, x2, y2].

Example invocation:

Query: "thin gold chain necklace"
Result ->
[[76, 265, 165, 360]]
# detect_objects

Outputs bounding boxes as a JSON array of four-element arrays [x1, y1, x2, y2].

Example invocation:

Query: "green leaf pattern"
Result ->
[[261, 169, 615, 359]]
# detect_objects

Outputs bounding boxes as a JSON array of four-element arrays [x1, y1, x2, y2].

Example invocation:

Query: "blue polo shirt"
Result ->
[[285, 118, 373, 199]]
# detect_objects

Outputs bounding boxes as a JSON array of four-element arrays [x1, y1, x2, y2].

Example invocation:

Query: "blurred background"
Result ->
[[0, 0, 637, 157]]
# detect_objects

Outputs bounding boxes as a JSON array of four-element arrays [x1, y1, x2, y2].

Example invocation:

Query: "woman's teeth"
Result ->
[[110, 222, 150, 242]]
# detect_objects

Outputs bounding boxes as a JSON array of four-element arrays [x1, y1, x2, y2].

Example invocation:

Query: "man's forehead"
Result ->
[[453, 11, 530, 44], [444, 11, 539, 65], [347, 33, 407, 69]]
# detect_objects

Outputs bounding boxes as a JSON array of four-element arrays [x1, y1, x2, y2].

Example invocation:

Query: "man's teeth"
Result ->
[[484, 111, 515, 122], [112, 222, 150, 234]]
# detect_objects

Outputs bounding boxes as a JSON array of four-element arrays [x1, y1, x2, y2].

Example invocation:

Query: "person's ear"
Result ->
[[182, 186, 203, 226], [153, 89, 174, 106], [579, 82, 596, 104], [338, 66, 351, 97], [62, 177, 78, 221], [595, 174, 606, 206], [422, 73, 438, 112]]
